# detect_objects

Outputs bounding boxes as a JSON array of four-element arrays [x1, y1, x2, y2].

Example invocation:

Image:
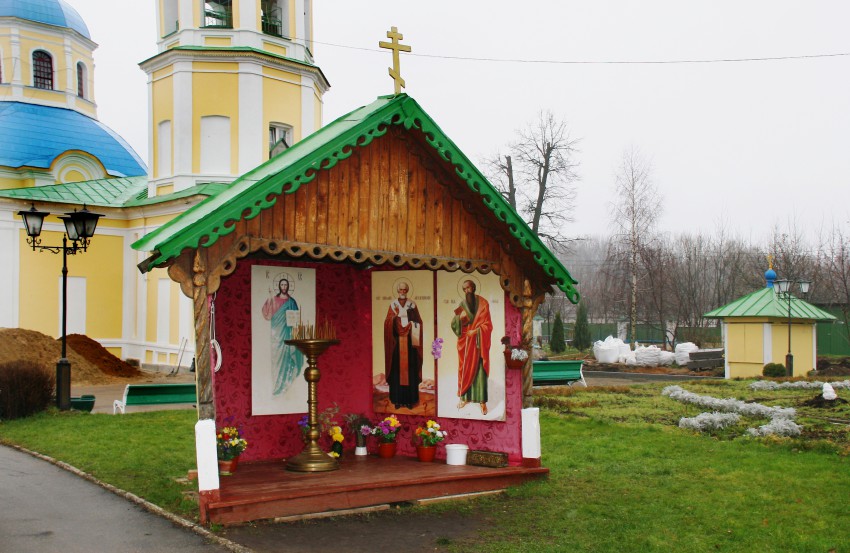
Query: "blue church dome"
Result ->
[[0, 102, 146, 178], [0, 0, 90, 39]]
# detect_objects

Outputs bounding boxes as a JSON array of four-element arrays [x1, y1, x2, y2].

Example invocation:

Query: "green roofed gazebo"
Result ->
[[132, 93, 579, 416], [704, 269, 836, 378]]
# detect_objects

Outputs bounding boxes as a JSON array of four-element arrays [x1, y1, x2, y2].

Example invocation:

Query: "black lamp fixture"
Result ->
[[17, 203, 103, 410], [773, 277, 813, 377]]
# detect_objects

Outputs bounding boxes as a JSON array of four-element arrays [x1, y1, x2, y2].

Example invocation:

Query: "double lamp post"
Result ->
[[18, 204, 102, 410], [773, 278, 812, 378]]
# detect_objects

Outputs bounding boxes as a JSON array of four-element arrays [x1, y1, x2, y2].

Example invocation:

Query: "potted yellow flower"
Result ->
[[216, 425, 248, 475], [414, 419, 446, 462]]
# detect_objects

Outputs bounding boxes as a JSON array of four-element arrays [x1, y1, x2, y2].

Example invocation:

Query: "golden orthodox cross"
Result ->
[[378, 26, 411, 95]]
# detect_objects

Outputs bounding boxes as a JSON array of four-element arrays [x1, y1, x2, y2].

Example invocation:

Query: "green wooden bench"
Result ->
[[533, 360, 587, 387], [113, 383, 197, 414], [70, 394, 95, 412]]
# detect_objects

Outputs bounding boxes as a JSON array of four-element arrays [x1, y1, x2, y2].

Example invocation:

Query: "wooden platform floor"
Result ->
[[205, 454, 548, 525]]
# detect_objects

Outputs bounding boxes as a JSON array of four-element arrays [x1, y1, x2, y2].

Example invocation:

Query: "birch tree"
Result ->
[[610, 147, 661, 342]]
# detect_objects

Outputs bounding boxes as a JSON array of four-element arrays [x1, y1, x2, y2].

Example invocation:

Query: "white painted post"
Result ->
[[521, 407, 541, 466], [195, 419, 219, 492]]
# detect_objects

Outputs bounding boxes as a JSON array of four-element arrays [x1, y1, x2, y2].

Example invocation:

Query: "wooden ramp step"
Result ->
[[205, 455, 548, 525]]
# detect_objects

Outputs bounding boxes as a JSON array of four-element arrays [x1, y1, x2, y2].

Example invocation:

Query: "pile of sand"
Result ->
[[0, 328, 141, 384]]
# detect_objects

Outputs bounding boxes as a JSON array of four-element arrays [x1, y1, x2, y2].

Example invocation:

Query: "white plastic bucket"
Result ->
[[445, 444, 469, 466]]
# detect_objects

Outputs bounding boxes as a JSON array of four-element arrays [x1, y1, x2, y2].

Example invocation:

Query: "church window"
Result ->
[[33, 51, 53, 89], [77, 63, 86, 98], [203, 0, 232, 28], [163, 0, 179, 36], [200, 116, 232, 173], [269, 124, 292, 158], [262, 1, 287, 38], [303, 0, 312, 49]]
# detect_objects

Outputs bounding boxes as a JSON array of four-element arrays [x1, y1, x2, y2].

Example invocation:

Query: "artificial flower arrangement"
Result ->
[[371, 415, 401, 443], [297, 403, 340, 442], [216, 426, 248, 461], [502, 336, 530, 369], [431, 337, 444, 359], [415, 419, 447, 447], [328, 425, 344, 457], [344, 413, 372, 448], [511, 348, 529, 361]]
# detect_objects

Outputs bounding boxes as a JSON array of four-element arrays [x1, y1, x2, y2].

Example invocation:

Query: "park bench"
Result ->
[[113, 383, 197, 414], [70, 394, 96, 412], [532, 360, 587, 387]]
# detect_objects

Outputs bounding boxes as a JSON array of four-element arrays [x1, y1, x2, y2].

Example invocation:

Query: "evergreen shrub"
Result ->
[[573, 301, 591, 352], [763, 363, 786, 378], [0, 361, 55, 420], [551, 313, 566, 353]]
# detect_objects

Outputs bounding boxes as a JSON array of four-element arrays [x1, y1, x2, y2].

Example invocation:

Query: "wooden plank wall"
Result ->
[[185, 127, 551, 304]]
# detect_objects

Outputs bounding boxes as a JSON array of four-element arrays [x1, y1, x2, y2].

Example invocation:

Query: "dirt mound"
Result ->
[[802, 394, 849, 408], [0, 328, 129, 385], [66, 334, 142, 379]]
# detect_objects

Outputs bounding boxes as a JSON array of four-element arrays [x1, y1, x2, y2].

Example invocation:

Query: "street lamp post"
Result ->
[[17, 203, 103, 410], [773, 278, 812, 378]]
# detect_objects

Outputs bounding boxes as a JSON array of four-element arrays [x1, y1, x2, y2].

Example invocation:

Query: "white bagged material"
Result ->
[[659, 351, 676, 366], [675, 342, 699, 366], [635, 345, 662, 367], [823, 383, 838, 401], [593, 335, 623, 364]]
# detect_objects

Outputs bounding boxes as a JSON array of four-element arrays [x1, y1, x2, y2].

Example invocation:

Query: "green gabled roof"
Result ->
[[132, 94, 579, 300], [0, 177, 228, 209], [704, 287, 837, 321]]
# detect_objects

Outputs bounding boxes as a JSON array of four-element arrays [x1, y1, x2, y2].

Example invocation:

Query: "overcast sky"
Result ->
[[69, 1, 849, 242]]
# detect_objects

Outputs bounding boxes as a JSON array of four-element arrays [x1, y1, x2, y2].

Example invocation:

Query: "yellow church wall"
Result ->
[[262, 70, 301, 138], [313, 89, 322, 133], [262, 41, 287, 57], [192, 69, 239, 173], [18, 228, 123, 340], [204, 37, 232, 47], [0, 173, 36, 188], [170, 280, 180, 344], [152, 74, 174, 178], [145, 269, 164, 343], [63, 169, 84, 182]]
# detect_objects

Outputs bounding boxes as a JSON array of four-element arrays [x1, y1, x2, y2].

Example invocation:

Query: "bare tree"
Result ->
[[609, 147, 661, 342], [485, 111, 580, 250], [818, 224, 850, 346]]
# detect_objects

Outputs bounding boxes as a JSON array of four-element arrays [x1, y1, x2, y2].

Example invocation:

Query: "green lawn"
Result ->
[[1, 380, 849, 551]]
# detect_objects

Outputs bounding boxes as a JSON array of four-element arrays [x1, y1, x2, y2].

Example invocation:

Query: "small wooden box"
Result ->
[[467, 450, 508, 468]]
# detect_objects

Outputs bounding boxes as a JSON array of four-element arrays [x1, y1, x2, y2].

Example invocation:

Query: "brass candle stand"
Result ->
[[285, 321, 339, 472]]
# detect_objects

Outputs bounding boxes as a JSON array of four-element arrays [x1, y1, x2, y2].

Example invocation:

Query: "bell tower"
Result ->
[[141, 0, 329, 195]]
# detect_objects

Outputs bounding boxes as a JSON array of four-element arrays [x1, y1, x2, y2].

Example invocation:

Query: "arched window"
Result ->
[[163, 0, 179, 35], [203, 1, 232, 28], [262, 0, 287, 37], [33, 51, 53, 89], [77, 62, 86, 98]]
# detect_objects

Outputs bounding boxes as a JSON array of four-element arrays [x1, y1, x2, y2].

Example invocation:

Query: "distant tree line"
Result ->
[[541, 222, 850, 350]]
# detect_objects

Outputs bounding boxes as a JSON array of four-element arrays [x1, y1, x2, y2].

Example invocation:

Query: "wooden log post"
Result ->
[[520, 279, 544, 408], [192, 249, 215, 421]]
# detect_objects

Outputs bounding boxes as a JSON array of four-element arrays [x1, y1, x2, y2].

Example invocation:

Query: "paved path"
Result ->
[[72, 370, 196, 414], [0, 445, 238, 553]]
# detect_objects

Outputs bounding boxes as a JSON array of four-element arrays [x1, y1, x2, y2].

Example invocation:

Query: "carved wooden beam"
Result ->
[[192, 248, 215, 420], [521, 278, 546, 407]]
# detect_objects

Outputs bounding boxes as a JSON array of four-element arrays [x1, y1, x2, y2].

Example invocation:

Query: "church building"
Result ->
[[0, 0, 324, 368]]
